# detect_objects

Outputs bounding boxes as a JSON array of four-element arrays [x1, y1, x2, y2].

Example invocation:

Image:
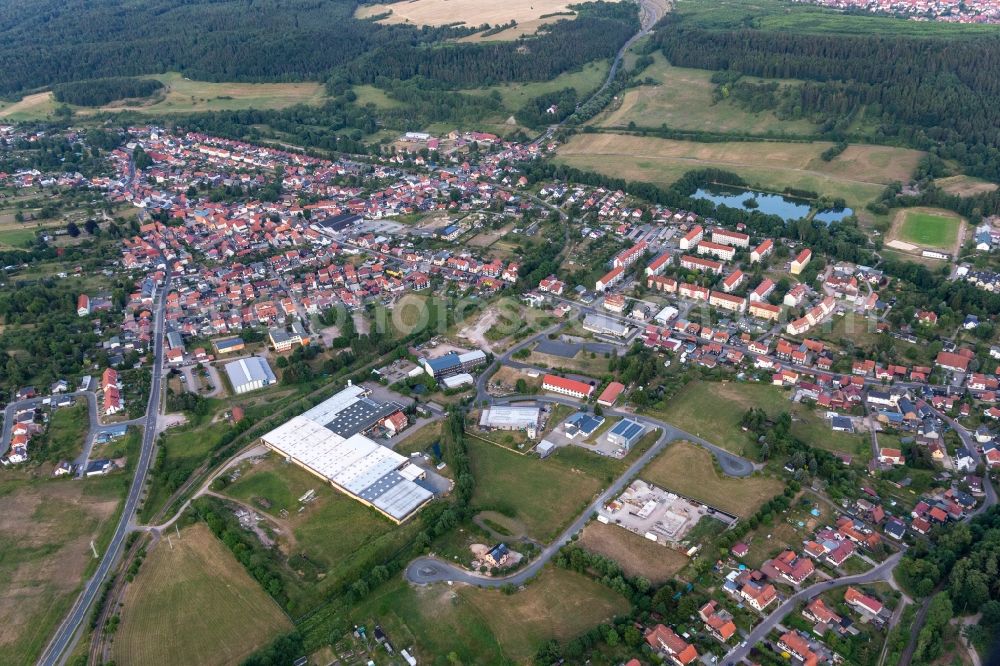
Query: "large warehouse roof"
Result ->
[[479, 406, 540, 429], [325, 396, 402, 438], [261, 386, 433, 522], [224, 356, 276, 388]]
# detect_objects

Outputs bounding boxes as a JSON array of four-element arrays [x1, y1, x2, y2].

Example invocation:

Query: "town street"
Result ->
[[721, 552, 905, 665], [37, 267, 172, 666]]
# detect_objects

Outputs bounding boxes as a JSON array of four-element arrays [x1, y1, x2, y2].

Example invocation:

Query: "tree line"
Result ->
[[52, 77, 163, 106], [894, 506, 1000, 662]]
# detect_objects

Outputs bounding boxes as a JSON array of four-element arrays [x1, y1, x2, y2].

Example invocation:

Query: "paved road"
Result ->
[[1, 389, 143, 474], [405, 393, 757, 587], [721, 551, 904, 665], [37, 267, 172, 666], [565, 0, 666, 123]]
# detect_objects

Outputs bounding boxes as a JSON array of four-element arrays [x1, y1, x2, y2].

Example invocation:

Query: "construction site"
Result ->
[[597, 479, 737, 547]]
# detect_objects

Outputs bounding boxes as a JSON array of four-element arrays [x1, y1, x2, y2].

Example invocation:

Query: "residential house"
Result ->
[[645, 625, 699, 666]]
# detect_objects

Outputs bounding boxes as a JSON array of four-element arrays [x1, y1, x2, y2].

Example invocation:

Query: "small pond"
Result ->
[[691, 186, 853, 223]]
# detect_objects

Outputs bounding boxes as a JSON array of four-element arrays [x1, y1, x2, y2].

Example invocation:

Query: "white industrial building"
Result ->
[[654, 305, 679, 325], [224, 357, 277, 394], [260, 384, 433, 523], [582, 313, 630, 338], [479, 406, 541, 435], [442, 373, 474, 389]]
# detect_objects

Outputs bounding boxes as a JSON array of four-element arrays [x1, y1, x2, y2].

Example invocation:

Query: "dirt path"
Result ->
[[954, 614, 982, 666]]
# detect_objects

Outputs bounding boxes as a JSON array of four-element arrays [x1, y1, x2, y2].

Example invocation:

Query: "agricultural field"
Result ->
[[596, 53, 816, 136], [110, 524, 292, 666], [462, 60, 608, 111], [578, 521, 689, 583], [934, 175, 999, 197], [642, 441, 783, 518], [357, 0, 591, 36], [892, 208, 963, 250], [348, 567, 628, 663], [468, 436, 604, 542], [0, 73, 325, 121], [0, 476, 123, 665], [556, 132, 923, 212]]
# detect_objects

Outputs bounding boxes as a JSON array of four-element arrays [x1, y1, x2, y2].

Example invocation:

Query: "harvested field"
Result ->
[[0, 73, 325, 121], [110, 524, 291, 666], [356, 0, 610, 34], [934, 175, 998, 197], [597, 55, 815, 136], [643, 441, 783, 518], [556, 132, 923, 211], [0, 477, 122, 665], [578, 521, 688, 583]]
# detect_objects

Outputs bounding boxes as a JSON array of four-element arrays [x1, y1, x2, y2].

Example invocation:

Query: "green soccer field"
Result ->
[[898, 209, 961, 249]]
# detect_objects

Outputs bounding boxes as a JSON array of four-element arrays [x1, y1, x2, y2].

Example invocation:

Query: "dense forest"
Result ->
[[0, 0, 460, 95], [52, 77, 164, 106], [345, 3, 637, 87], [652, 18, 1000, 179], [0, 0, 633, 98]]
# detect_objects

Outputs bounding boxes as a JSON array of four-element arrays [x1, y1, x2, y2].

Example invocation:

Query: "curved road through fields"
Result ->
[[407, 418, 727, 587], [37, 267, 172, 666], [409, 378, 757, 587]]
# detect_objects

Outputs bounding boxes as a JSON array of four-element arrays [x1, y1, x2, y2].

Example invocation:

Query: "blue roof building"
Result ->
[[608, 418, 646, 449], [564, 412, 604, 438]]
